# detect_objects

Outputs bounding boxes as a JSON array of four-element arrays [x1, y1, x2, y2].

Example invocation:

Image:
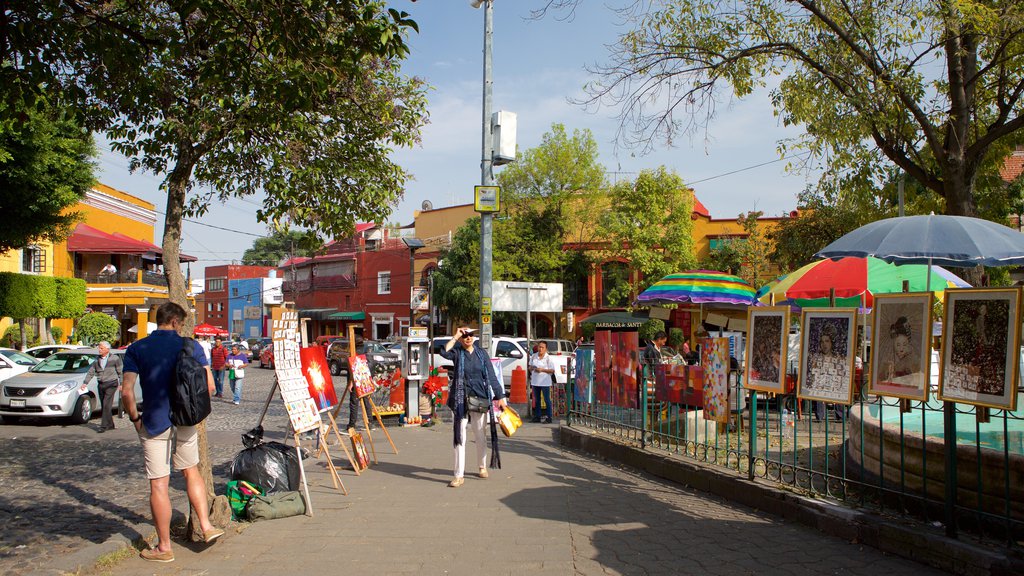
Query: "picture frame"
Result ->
[[868, 293, 933, 401], [744, 306, 790, 394], [798, 309, 857, 406], [938, 288, 1021, 411]]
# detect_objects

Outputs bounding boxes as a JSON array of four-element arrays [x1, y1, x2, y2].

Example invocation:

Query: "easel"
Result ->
[[328, 325, 398, 464]]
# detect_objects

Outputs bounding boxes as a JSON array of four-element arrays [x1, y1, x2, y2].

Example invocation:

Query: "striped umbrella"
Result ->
[[756, 256, 970, 309], [635, 270, 759, 306]]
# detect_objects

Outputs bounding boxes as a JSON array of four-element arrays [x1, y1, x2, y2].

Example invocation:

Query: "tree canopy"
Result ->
[[556, 0, 1024, 219], [0, 99, 95, 252], [242, 230, 323, 267]]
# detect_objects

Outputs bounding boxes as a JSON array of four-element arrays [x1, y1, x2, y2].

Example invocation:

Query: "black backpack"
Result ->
[[170, 337, 212, 426]]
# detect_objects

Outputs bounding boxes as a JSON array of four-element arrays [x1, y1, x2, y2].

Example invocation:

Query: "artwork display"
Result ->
[[271, 308, 322, 434], [654, 364, 687, 404], [701, 337, 730, 423], [593, 330, 640, 408], [939, 288, 1021, 411], [348, 354, 376, 399], [869, 293, 932, 401], [300, 346, 338, 411], [745, 307, 790, 393], [350, 432, 369, 470], [573, 347, 594, 403], [594, 331, 612, 404], [798, 309, 857, 406]]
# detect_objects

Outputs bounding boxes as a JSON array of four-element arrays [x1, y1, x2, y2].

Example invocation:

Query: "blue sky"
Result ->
[[95, 1, 812, 270]]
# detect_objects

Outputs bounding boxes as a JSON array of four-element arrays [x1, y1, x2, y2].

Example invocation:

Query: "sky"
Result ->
[[94, 1, 816, 273]]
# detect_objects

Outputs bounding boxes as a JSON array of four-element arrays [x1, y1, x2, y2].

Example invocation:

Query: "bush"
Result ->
[[50, 325, 64, 343], [668, 327, 684, 348], [638, 319, 665, 342], [75, 313, 120, 345], [2, 324, 34, 348], [579, 323, 595, 342]]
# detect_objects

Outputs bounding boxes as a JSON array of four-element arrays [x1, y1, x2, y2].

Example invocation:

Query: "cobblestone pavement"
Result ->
[[0, 365, 296, 576]]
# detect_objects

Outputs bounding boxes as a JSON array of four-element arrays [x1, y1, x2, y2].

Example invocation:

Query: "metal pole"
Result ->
[[408, 248, 416, 338], [428, 271, 434, 371], [479, 0, 494, 351]]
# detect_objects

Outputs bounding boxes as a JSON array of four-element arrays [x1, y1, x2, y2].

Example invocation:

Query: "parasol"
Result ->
[[193, 323, 229, 337], [635, 270, 759, 306]]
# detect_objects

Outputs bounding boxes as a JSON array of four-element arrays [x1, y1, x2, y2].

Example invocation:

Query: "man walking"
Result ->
[[120, 302, 224, 563], [210, 337, 228, 398], [85, 341, 122, 433]]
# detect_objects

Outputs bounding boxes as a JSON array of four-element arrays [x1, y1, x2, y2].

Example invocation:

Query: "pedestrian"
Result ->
[[226, 344, 249, 405], [529, 341, 555, 424], [441, 327, 506, 487], [119, 302, 223, 563], [197, 335, 212, 364], [85, 341, 122, 433], [210, 337, 227, 398], [643, 330, 668, 366]]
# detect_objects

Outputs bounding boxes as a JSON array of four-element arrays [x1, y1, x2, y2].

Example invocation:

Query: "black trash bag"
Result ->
[[229, 441, 301, 494], [241, 425, 264, 449]]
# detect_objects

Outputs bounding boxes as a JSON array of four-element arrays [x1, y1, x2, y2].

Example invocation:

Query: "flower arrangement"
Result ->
[[421, 368, 446, 408]]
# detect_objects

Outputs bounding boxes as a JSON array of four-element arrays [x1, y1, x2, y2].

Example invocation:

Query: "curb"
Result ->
[[560, 425, 1024, 576], [32, 522, 153, 576]]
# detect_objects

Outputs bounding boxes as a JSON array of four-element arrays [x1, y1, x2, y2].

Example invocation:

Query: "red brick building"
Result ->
[[203, 264, 275, 333], [281, 224, 417, 340]]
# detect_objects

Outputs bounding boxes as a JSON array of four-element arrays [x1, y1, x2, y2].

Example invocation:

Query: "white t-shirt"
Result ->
[[530, 353, 555, 387], [198, 339, 212, 362]]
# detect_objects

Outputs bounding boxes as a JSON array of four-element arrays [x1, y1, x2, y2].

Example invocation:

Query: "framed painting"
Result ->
[[573, 347, 594, 403], [798, 309, 857, 406], [348, 354, 376, 399], [300, 346, 339, 411], [701, 337, 730, 423], [744, 306, 790, 394], [938, 288, 1021, 411], [868, 293, 933, 401]]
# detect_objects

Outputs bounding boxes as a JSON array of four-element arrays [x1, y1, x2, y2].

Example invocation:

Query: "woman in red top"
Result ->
[[209, 337, 228, 398]]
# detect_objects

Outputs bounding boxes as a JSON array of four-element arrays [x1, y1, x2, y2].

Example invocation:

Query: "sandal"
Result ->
[[479, 468, 489, 479], [448, 477, 464, 488]]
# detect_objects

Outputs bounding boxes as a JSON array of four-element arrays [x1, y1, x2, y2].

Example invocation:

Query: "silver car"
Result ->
[[0, 348, 136, 425]]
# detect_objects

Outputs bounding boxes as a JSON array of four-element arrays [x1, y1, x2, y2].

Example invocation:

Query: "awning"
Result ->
[[327, 311, 365, 321], [298, 308, 338, 321], [67, 224, 197, 262], [579, 310, 649, 328]]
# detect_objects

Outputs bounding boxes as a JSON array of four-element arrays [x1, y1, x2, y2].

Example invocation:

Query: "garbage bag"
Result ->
[[246, 491, 306, 521], [241, 425, 264, 449], [229, 441, 301, 494]]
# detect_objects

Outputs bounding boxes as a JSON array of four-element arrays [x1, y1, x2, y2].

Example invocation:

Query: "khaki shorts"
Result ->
[[138, 425, 199, 479]]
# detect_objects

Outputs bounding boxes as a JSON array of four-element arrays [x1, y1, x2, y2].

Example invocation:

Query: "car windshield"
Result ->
[[30, 352, 98, 373], [1, 350, 39, 366], [365, 343, 387, 353]]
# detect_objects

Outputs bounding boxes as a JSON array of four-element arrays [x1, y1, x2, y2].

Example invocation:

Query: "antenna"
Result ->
[[421, 200, 433, 211]]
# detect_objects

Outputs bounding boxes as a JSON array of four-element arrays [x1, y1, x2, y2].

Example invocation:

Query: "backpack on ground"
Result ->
[[171, 337, 212, 426]]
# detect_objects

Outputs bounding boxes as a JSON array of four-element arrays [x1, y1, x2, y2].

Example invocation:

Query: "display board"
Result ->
[[798, 309, 858, 406], [271, 308, 322, 434], [574, 347, 594, 403], [593, 330, 639, 408], [701, 337, 730, 423], [744, 307, 790, 394]]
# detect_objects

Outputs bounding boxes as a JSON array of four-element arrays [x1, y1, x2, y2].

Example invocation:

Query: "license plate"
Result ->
[[10, 399, 25, 408]]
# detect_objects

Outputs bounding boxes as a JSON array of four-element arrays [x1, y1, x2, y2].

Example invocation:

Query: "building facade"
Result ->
[[203, 265, 274, 336]]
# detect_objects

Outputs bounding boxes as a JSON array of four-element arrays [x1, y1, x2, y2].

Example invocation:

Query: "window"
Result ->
[[217, 303, 224, 312], [207, 303, 213, 312], [232, 287, 239, 297], [495, 341, 519, 358], [377, 271, 391, 295], [207, 278, 225, 291], [21, 246, 45, 273]]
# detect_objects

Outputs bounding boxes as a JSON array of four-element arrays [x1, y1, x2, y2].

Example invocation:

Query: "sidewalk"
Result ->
[[109, 420, 943, 576]]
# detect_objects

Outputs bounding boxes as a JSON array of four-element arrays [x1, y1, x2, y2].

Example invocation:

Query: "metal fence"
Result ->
[[567, 367, 1024, 549]]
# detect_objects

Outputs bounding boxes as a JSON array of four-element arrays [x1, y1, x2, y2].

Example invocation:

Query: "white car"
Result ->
[[0, 348, 40, 381], [23, 344, 89, 360]]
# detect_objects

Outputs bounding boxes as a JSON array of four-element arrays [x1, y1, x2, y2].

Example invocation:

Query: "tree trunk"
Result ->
[[163, 149, 218, 539], [18, 318, 26, 350]]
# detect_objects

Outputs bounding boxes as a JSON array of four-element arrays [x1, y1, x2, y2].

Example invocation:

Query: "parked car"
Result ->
[[315, 335, 343, 355], [427, 336, 570, 394], [538, 339, 576, 356], [0, 348, 140, 425], [0, 348, 39, 382], [259, 344, 275, 369], [23, 344, 89, 360], [249, 338, 273, 362], [225, 340, 254, 361], [326, 340, 400, 377]]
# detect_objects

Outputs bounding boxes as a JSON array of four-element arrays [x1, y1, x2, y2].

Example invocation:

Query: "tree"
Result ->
[[39, 277, 87, 345], [0, 99, 95, 252], [242, 230, 323, 267], [559, 1, 1024, 219], [600, 167, 697, 304], [0, 273, 56, 349], [735, 211, 772, 287], [75, 312, 120, 345], [433, 220, 483, 324], [699, 240, 744, 276]]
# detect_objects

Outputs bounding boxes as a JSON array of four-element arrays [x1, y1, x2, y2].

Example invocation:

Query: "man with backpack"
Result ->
[[120, 302, 224, 563]]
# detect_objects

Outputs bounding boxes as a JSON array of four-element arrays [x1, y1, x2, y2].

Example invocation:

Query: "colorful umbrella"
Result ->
[[756, 257, 970, 309], [194, 323, 229, 337], [635, 270, 759, 306]]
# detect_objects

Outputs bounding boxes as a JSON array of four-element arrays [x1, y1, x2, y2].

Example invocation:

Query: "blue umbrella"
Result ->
[[814, 214, 1024, 267]]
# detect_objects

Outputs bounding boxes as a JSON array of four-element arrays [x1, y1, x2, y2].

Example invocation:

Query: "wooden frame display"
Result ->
[[798, 309, 857, 406], [744, 306, 790, 394], [938, 288, 1021, 411], [868, 293, 933, 401]]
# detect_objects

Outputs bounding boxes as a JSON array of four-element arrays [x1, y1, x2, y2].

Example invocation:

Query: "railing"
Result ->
[[78, 270, 167, 287], [567, 365, 1024, 549], [282, 274, 356, 295]]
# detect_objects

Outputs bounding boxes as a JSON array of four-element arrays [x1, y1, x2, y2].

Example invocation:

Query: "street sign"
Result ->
[[481, 297, 492, 315], [481, 314, 492, 324], [474, 185, 501, 212]]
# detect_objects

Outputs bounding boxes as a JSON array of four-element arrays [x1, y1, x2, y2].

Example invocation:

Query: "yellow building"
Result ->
[[0, 184, 195, 346]]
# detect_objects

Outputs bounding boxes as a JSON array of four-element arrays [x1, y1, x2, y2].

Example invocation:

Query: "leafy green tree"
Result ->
[[560, 1, 1024, 219], [0, 273, 57, 348], [600, 167, 697, 304], [700, 240, 744, 276], [498, 123, 605, 203], [767, 187, 879, 272], [242, 230, 323, 267], [38, 278, 87, 344], [736, 211, 772, 287], [0, 99, 95, 252], [433, 220, 483, 324], [638, 319, 665, 342], [75, 312, 120, 346]]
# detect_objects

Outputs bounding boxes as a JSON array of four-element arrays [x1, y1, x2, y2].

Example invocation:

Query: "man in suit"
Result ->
[[86, 341, 123, 432]]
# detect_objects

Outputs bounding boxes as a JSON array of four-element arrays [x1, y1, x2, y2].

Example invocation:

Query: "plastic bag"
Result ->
[[246, 491, 306, 521], [229, 441, 301, 494]]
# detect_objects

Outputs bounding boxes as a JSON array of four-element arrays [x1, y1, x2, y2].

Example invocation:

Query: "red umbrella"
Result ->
[[194, 323, 229, 337]]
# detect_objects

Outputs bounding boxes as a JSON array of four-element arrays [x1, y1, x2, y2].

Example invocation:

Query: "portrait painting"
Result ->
[[745, 307, 790, 394], [868, 293, 932, 401], [798, 309, 857, 405], [939, 288, 1020, 411]]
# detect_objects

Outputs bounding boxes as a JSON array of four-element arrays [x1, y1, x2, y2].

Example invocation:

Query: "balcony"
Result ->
[[282, 274, 357, 294], [77, 270, 168, 287]]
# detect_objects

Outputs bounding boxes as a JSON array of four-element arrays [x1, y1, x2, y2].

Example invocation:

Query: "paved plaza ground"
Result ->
[[1, 368, 947, 576]]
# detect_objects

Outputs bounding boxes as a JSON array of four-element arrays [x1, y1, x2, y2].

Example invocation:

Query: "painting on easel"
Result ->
[[350, 432, 370, 470], [348, 354, 376, 399], [300, 346, 338, 411]]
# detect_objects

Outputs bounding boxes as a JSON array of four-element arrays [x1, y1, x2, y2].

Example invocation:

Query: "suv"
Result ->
[[326, 340, 401, 377]]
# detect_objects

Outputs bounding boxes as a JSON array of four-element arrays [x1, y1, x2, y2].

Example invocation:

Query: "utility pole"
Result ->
[[478, 0, 494, 351]]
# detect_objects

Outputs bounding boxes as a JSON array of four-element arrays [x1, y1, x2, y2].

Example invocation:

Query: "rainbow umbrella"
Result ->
[[635, 270, 759, 306], [756, 257, 970, 309]]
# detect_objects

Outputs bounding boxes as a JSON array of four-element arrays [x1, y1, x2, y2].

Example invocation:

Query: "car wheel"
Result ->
[[329, 361, 340, 376], [70, 395, 92, 425], [2, 415, 22, 425]]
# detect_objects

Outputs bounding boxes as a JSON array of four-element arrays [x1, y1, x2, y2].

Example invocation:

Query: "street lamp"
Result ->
[[402, 237, 425, 338]]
